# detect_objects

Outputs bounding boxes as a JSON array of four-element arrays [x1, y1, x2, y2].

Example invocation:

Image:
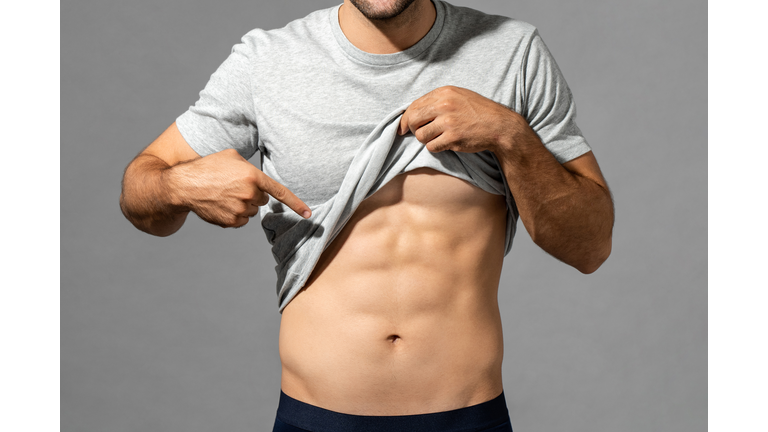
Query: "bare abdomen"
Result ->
[[279, 168, 508, 415]]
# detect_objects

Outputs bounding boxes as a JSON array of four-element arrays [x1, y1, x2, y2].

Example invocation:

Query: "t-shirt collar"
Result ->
[[329, 0, 446, 66]]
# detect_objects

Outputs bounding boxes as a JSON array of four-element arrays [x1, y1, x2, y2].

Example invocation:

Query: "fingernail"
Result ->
[[302, 211, 311, 218]]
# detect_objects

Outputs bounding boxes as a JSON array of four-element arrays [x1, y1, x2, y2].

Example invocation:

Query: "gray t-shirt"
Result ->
[[176, 1, 591, 311]]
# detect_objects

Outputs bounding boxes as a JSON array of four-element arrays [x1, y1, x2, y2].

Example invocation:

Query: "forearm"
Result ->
[[396, 86, 613, 272], [120, 154, 190, 237], [495, 129, 614, 273]]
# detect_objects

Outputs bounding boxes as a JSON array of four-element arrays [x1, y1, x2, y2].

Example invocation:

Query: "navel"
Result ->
[[386, 334, 401, 344]]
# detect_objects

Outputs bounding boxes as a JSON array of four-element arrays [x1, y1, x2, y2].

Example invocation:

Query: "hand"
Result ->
[[398, 86, 529, 153], [169, 149, 311, 228]]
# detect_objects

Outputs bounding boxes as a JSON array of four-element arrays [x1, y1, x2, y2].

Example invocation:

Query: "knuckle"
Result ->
[[439, 85, 456, 95], [414, 128, 427, 142], [257, 193, 270, 206], [243, 168, 261, 183], [234, 202, 249, 216], [270, 186, 287, 200], [238, 187, 256, 201], [244, 176, 261, 190], [218, 216, 236, 228]]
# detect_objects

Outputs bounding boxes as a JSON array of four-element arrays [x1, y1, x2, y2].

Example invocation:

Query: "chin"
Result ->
[[349, 0, 419, 21]]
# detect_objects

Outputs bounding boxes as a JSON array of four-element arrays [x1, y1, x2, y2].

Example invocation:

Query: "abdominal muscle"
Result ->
[[279, 168, 508, 415]]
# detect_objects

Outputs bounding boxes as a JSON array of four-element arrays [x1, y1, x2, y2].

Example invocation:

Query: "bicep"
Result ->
[[140, 122, 201, 166], [561, 151, 609, 191]]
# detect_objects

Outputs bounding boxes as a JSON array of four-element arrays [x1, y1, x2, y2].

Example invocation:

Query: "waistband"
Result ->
[[276, 391, 510, 432]]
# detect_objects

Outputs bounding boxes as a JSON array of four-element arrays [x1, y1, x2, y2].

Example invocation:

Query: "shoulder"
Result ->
[[439, 1, 537, 41], [432, 1, 540, 65], [237, 6, 337, 57]]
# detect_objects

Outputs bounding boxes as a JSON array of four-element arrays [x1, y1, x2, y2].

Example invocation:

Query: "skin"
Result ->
[[398, 86, 613, 273], [348, 0, 417, 20], [338, 0, 435, 53], [120, 0, 613, 416]]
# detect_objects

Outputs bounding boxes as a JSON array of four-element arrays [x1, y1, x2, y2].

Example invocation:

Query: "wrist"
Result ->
[[492, 109, 536, 157], [163, 163, 192, 212]]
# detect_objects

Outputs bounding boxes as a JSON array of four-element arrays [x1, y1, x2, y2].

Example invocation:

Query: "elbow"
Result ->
[[575, 238, 612, 274], [528, 215, 614, 274], [119, 193, 184, 238], [576, 259, 604, 275], [141, 225, 179, 237]]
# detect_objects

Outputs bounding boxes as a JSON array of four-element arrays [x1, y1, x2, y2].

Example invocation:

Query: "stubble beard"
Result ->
[[348, 0, 419, 21]]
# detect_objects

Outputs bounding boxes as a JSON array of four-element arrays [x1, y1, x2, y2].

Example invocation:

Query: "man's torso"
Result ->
[[175, 1, 585, 415], [279, 167, 508, 415]]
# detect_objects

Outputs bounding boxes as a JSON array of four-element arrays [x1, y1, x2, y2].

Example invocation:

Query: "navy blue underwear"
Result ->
[[273, 391, 513, 432]]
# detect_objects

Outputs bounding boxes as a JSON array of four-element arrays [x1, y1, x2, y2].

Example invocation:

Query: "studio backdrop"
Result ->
[[61, 1, 706, 431]]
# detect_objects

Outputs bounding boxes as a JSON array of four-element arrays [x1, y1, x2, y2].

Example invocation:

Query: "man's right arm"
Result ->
[[120, 122, 311, 237]]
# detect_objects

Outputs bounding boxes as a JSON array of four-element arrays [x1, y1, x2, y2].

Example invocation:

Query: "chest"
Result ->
[[250, 51, 521, 206]]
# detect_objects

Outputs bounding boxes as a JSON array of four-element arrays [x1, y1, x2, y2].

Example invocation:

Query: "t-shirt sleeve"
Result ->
[[176, 39, 259, 159], [520, 30, 591, 163]]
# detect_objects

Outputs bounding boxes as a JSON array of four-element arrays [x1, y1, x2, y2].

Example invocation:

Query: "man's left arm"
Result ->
[[399, 86, 614, 273]]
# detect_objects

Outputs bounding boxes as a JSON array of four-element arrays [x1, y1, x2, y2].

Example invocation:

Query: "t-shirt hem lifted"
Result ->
[[175, 0, 591, 311]]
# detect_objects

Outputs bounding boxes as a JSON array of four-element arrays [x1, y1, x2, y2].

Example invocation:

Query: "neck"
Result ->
[[338, 0, 437, 54]]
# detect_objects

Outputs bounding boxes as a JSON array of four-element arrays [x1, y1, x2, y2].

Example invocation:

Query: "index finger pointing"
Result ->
[[256, 173, 312, 218]]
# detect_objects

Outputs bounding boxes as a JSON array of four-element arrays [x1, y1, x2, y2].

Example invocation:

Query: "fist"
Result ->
[[170, 149, 311, 228], [398, 86, 529, 154]]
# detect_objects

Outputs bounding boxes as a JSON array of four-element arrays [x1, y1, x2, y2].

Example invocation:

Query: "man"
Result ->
[[120, 0, 614, 430]]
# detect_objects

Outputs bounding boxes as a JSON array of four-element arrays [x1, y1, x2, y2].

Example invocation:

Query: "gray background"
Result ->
[[61, 0, 706, 431]]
